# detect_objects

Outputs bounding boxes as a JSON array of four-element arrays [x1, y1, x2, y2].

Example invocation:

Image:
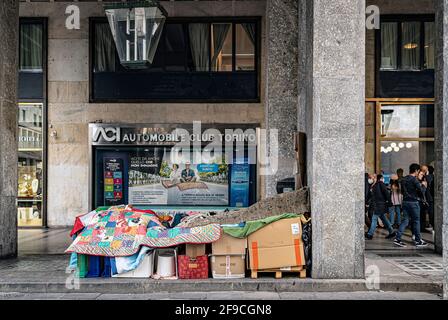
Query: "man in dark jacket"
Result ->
[[365, 174, 396, 240], [394, 163, 428, 247]]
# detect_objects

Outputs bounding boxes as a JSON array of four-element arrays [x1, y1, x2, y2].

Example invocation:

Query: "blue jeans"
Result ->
[[396, 201, 421, 242], [367, 212, 394, 237], [388, 205, 401, 225]]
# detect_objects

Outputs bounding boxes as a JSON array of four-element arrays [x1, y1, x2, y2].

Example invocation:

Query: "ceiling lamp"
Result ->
[[404, 43, 418, 50], [104, 0, 167, 69]]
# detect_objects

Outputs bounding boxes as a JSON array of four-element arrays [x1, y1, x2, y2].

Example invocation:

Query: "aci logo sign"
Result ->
[[93, 127, 121, 143]]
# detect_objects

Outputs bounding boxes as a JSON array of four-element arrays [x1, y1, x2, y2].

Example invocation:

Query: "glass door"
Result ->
[[17, 102, 45, 227], [376, 102, 435, 177]]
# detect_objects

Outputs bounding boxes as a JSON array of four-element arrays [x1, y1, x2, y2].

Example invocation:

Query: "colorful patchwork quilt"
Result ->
[[65, 206, 222, 257]]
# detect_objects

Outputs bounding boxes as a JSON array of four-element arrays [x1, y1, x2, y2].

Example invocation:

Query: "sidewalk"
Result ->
[[0, 228, 443, 296]]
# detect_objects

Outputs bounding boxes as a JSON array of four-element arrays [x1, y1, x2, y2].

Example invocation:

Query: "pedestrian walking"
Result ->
[[394, 164, 428, 248], [388, 174, 402, 228], [365, 174, 396, 240]]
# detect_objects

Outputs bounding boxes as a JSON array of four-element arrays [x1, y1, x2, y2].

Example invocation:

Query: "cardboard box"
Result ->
[[212, 233, 246, 255], [186, 244, 206, 258], [210, 234, 247, 279], [247, 217, 305, 270], [210, 255, 246, 279], [113, 251, 154, 278]]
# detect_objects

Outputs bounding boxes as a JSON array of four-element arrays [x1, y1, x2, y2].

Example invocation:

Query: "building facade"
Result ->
[[1, 0, 447, 284]]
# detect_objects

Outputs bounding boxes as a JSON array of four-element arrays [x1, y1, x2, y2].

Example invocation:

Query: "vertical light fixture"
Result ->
[[104, 0, 167, 69]]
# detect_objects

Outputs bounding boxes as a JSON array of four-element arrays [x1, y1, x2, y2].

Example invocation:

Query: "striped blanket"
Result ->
[[65, 206, 222, 257]]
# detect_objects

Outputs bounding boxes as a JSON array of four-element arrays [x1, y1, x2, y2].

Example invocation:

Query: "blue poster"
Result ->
[[230, 161, 250, 207]]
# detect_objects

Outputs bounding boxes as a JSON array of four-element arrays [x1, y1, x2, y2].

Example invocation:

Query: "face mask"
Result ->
[[368, 179, 373, 184]]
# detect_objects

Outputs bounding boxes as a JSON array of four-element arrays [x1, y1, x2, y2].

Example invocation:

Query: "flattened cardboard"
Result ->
[[212, 233, 246, 255], [186, 244, 206, 258], [210, 254, 246, 279], [248, 217, 305, 270]]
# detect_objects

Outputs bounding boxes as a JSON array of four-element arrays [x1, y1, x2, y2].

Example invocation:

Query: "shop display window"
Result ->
[[94, 146, 256, 209], [18, 103, 44, 227], [378, 103, 434, 177]]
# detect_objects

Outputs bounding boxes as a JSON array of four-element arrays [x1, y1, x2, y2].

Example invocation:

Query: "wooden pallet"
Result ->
[[250, 268, 307, 279]]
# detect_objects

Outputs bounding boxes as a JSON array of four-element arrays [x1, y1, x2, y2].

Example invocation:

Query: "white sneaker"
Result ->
[[415, 240, 428, 247]]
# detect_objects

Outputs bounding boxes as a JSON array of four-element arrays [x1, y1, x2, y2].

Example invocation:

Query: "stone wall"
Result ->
[[19, 1, 267, 226], [299, 0, 366, 279], [263, 0, 298, 197], [434, 0, 448, 292], [0, 0, 19, 258]]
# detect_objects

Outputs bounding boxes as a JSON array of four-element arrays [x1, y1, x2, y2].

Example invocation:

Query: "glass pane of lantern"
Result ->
[[105, 3, 166, 69]]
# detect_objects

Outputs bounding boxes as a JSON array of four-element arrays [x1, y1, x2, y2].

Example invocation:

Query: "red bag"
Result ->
[[177, 255, 209, 279]]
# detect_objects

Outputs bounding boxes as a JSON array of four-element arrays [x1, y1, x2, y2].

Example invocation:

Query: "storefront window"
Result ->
[[18, 103, 44, 227], [91, 18, 260, 101], [380, 22, 398, 70], [380, 141, 435, 175], [95, 146, 253, 208], [379, 103, 435, 176], [236, 23, 255, 71], [165, 24, 188, 71], [379, 17, 434, 71], [211, 23, 232, 71], [19, 23, 43, 72], [401, 22, 421, 70], [380, 104, 434, 138]]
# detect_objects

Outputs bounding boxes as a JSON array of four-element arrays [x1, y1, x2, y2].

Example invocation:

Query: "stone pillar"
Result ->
[[434, 0, 448, 300], [264, 0, 298, 197], [0, 0, 19, 258], [299, 0, 366, 279]]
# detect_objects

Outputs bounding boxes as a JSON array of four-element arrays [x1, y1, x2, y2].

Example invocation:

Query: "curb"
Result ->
[[0, 279, 442, 294]]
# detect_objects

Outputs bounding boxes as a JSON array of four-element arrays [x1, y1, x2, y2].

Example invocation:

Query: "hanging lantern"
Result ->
[[104, 0, 167, 69]]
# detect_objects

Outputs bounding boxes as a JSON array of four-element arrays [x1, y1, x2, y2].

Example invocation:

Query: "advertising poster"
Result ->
[[128, 148, 229, 206], [230, 161, 250, 207], [104, 158, 124, 206], [128, 149, 166, 205]]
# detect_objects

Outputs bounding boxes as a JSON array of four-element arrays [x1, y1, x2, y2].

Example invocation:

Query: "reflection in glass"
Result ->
[[424, 22, 435, 69], [20, 23, 43, 72], [380, 22, 398, 70], [380, 104, 434, 138], [165, 24, 186, 71], [401, 22, 421, 70], [236, 24, 255, 71], [381, 141, 435, 176]]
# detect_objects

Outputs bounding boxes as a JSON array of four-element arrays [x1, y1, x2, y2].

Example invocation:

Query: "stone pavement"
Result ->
[[0, 291, 442, 300], [0, 228, 443, 298]]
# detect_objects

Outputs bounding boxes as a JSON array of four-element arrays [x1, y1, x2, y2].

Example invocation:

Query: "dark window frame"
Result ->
[[376, 14, 435, 72], [18, 17, 48, 228], [89, 16, 261, 103], [375, 14, 435, 98]]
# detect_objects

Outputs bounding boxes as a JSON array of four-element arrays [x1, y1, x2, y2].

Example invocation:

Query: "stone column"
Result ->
[[264, 0, 298, 197], [299, 0, 366, 279], [0, 0, 19, 258], [434, 0, 448, 300]]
